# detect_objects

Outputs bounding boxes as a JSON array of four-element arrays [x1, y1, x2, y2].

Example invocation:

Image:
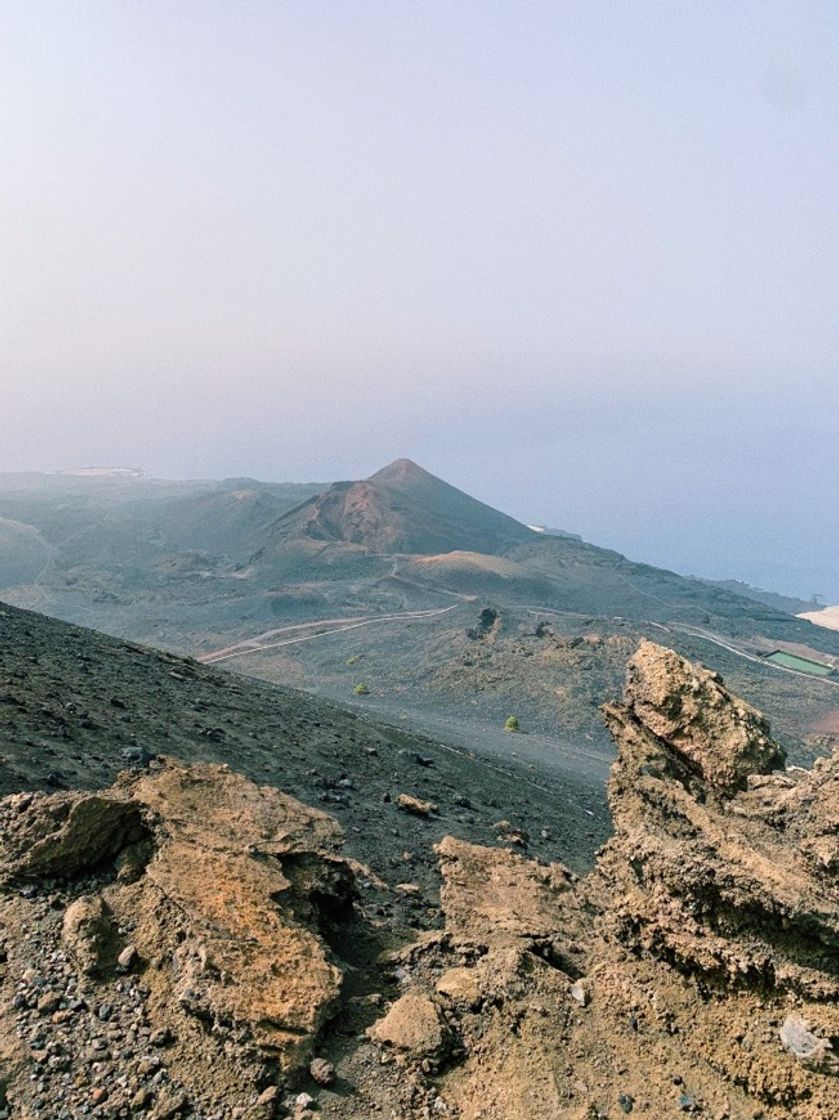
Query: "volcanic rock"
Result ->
[[0, 642, 836, 1119], [61, 893, 116, 974], [619, 639, 786, 790], [369, 989, 448, 1059], [390, 643, 839, 1119], [396, 792, 437, 817], [0, 758, 359, 1117]]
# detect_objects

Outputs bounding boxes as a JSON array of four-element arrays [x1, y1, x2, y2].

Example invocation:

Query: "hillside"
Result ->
[[706, 577, 818, 616], [0, 600, 610, 890], [0, 472, 325, 569], [205, 600, 839, 767], [0, 518, 51, 585], [2, 461, 839, 769], [250, 459, 536, 558], [155, 479, 326, 557]]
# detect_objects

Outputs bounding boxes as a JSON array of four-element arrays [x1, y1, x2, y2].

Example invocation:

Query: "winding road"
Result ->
[[198, 603, 461, 665]]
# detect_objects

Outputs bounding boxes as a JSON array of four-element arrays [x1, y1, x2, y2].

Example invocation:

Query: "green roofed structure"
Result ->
[[765, 650, 835, 677]]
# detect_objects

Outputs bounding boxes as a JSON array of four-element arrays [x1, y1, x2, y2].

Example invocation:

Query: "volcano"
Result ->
[[254, 458, 536, 556]]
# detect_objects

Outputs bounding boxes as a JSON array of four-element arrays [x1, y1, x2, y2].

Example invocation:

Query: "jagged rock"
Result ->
[[618, 640, 786, 791], [400, 644, 839, 1120], [369, 989, 448, 1059], [130, 760, 350, 1060], [435, 835, 576, 946], [0, 792, 148, 880], [1, 645, 837, 1120], [598, 644, 839, 992], [0, 758, 361, 1118]]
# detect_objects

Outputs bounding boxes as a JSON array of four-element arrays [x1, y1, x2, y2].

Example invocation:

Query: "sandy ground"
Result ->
[[798, 604, 839, 631]]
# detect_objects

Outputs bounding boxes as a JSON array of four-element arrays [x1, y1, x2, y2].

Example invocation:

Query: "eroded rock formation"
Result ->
[[0, 642, 836, 1119], [0, 760, 358, 1118], [370, 641, 839, 1119]]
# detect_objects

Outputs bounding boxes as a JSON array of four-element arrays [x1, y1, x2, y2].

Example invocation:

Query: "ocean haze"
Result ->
[[2, 2, 837, 599]]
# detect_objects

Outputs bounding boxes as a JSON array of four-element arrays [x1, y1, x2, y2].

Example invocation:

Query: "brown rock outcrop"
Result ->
[[0, 758, 359, 1118], [372, 642, 839, 1120], [0, 643, 837, 1120], [368, 989, 448, 1059], [599, 642, 839, 992], [618, 638, 787, 791], [436, 834, 577, 945]]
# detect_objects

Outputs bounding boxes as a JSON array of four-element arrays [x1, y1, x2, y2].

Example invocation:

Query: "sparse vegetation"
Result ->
[[466, 606, 499, 641], [346, 655, 359, 666], [504, 714, 520, 732], [353, 683, 370, 696]]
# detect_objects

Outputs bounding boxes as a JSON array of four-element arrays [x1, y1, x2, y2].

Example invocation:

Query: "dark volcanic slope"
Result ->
[[252, 458, 536, 557], [0, 601, 610, 910], [156, 480, 324, 557]]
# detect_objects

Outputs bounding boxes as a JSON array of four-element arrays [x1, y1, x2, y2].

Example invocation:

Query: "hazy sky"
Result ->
[[2, 2, 838, 598]]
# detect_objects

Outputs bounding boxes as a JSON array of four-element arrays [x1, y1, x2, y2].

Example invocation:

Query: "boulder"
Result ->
[[618, 640, 785, 791], [369, 989, 448, 1059], [0, 757, 360, 1117]]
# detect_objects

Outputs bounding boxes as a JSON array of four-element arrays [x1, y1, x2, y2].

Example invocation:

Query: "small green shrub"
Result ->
[[504, 715, 520, 732], [353, 683, 370, 696], [346, 655, 359, 666]]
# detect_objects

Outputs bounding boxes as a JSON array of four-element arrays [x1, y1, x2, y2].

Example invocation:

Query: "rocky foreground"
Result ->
[[0, 642, 836, 1119]]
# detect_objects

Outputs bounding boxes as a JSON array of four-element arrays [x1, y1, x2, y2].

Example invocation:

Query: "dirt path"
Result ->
[[199, 604, 462, 664], [354, 698, 613, 787]]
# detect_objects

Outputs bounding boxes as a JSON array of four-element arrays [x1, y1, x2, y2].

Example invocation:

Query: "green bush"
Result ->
[[504, 715, 520, 732], [353, 683, 370, 696], [346, 655, 359, 666]]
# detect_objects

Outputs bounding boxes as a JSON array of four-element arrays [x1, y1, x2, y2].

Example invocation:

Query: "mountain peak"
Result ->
[[367, 458, 433, 484], [255, 459, 534, 556]]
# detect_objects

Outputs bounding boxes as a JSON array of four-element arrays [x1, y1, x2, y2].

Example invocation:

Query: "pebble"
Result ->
[[309, 1057, 336, 1085], [569, 981, 589, 1006], [117, 944, 138, 970], [152, 1089, 188, 1118]]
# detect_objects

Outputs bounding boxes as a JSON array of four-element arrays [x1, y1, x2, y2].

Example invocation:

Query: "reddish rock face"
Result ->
[[252, 457, 535, 558]]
